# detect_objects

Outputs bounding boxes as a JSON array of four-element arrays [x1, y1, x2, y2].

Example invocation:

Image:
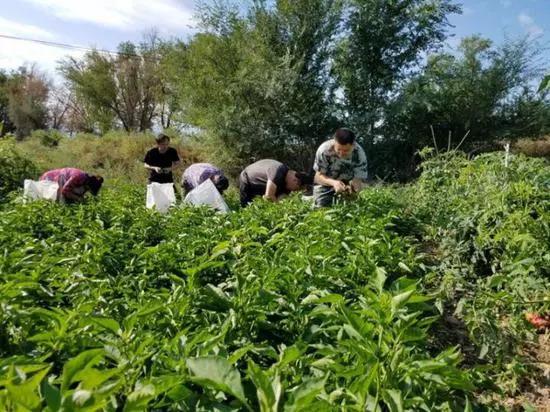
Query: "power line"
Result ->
[[0, 33, 159, 60]]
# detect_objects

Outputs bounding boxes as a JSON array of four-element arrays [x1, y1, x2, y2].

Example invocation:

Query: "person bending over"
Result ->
[[182, 163, 229, 195], [239, 159, 310, 207], [40, 168, 103, 203]]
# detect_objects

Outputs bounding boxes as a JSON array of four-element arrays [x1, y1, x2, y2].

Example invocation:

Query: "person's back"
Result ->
[[239, 159, 310, 207], [40, 168, 103, 202], [182, 163, 228, 194]]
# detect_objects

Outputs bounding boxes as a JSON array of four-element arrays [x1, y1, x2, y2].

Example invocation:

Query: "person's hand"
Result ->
[[350, 179, 364, 193], [152, 166, 162, 173], [332, 180, 348, 194]]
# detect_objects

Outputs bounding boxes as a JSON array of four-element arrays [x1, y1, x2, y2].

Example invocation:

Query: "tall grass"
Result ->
[[513, 135, 550, 157], [15, 131, 200, 184]]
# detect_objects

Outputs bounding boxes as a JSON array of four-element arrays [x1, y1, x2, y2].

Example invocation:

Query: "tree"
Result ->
[[392, 36, 548, 147], [6, 65, 50, 139], [60, 35, 166, 133], [168, 0, 342, 173], [376, 36, 549, 179], [48, 84, 73, 130], [333, 0, 461, 143], [0, 70, 16, 136]]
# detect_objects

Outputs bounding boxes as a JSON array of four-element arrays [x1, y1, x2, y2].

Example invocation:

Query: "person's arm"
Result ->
[[143, 151, 161, 173], [314, 172, 348, 193], [144, 163, 161, 173], [263, 180, 278, 202], [62, 174, 86, 202], [170, 160, 181, 171]]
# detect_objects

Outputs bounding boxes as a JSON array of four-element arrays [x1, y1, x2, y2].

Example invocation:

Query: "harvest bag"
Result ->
[[23, 179, 59, 201], [184, 178, 230, 213], [146, 182, 176, 213]]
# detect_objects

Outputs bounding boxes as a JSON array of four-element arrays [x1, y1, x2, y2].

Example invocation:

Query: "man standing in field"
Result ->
[[182, 163, 229, 195], [239, 159, 311, 207], [313, 128, 368, 207], [143, 133, 181, 184]]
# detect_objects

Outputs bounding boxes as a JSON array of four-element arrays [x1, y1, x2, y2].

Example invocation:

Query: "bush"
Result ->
[[408, 151, 550, 391], [0, 140, 38, 201], [30, 129, 63, 147], [15, 131, 200, 184], [513, 135, 550, 157]]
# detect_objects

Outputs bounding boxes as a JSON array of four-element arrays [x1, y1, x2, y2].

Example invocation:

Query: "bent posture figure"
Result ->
[[239, 159, 310, 207], [313, 128, 368, 207], [182, 163, 229, 195], [39, 168, 103, 203]]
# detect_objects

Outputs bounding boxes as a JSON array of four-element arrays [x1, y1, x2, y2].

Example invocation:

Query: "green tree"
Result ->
[[333, 0, 461, 143], [6, 66, 50, 139], [539, 73, 550, 93], [168, 0, 342, 173], [392, 36, 548, 148], [0, 70, 16, 136], [375, 36, 549, 180], [60, 35, 167, 133]]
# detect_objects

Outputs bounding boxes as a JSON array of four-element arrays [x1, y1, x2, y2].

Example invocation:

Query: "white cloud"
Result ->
[[21, 0, 196, 33], [518, 12, 544, 38], [0, 16, 56, 39], [0, 16, 72, 76], [0, 37, 85, 77]]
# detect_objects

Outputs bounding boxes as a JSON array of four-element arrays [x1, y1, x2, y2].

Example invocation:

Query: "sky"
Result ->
[[0, 0, 548, 80]]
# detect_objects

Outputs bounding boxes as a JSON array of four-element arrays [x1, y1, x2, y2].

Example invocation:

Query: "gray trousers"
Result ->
[[313, 185, 336, 207]]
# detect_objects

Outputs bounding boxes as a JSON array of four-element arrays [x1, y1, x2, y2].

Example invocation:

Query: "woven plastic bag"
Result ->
[[184, 179, 230, 213], [146, 183, 176, 213], [23, 179, 59, 201]]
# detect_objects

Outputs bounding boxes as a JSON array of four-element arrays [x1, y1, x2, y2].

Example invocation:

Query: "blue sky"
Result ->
[[0, 0, 548, 80]]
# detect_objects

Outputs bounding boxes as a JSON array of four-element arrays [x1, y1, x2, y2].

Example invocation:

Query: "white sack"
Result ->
[[23, 180, 59, 201], [184, 179, 230, 213], [146, 183, 176, 213]]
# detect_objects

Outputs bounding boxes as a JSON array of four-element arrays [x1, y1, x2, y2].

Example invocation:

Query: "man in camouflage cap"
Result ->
[[313, 128, 368, 207]]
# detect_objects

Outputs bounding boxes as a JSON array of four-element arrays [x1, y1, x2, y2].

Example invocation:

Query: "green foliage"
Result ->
[[334, 0, 461, 142], [410, 151, 550, 389], [538, 74, 550, 93], [165, 0, 341, 173], [1, 136, 548, 409], [0, 178, 482, 410], [60, 35, 168, 133], [389, 36, 549, 151], [45, 2, 546, 182], [14, 130, 197, 184], [0, 140, 38, 201], [0, 70, 16, 136], [5, 66, 50, 139], [30, 129, 63, 147]]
